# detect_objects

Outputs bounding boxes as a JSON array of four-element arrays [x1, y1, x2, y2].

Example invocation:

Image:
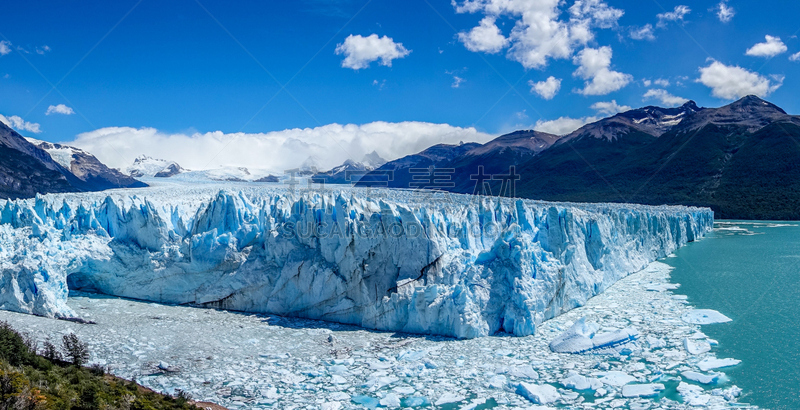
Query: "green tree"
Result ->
[[62, 333, 90, 366]]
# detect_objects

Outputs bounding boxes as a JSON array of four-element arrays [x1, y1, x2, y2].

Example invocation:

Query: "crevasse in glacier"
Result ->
[[0, 186, 713, 338]]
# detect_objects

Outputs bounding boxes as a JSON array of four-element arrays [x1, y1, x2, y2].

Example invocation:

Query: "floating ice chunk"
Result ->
[[505, 364, 539, 380], [597, 371, 637, 386], [368, 360, 394, 370], [697, 358, 741, 372], [320, 402, 343, 410], [392, 386, 415, 395], [681, 309, 732, 325], [328, 364, 349, 375], [646, 335, 666, 349], [459, 398, 487, 410], [677, 381, 711, 406], [682, 371, 722, 385], [549, 318, 639, 354], [715, 386, 742, 401], [486, 375, 507, 389], [397, 350, 426, 361], [560, 372, 602, 391], [516, 383, 560, 404], [380, 393, 401, 408], [402, 397, 430, 407], [645, 283, 680, 292], [351, 395, 381, 409], [683, 338, 711, 355], [363, 373, 398, 390], [329, 392, 350, 401], [157, 361, 178, 372], [435, 392, 465, 406], [621, 383, 665, 398]]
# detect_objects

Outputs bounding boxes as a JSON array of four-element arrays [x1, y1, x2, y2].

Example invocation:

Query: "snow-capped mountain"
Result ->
[[558, 100, 704, 144], [361, 150, 387, 169], [312, 151, 387, 184], [356, 142, 481, 188], [1, 121, 147, 199], [126, 155, 185, 178], [25, 138, 145, 191], [464, 130, 560, 157], [169, 166, 281, 183], [0, 122, 75, 199], [673, 94, 796, 133], [360, 96, 800, 219], [297, 156, 321, 176]]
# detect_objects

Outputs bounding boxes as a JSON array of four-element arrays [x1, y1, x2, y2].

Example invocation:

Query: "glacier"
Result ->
[[0, 184, 713, 338]]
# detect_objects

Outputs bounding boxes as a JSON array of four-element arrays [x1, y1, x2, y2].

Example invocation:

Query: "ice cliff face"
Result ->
[[0, 187, 713, 338]]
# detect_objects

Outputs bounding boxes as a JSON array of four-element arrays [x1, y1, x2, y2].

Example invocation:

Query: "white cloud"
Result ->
[[451, 76, 465, 88], [716, 1, 734, 23], [643, 89, 689, 106], [572, 46, 632, 96], [568, 0, 624, 29], [630, 24, 655, 41], [0, 114, 42, 134], [654, 78, 670, 87], [457, 16, 509, 53], [335, 34, 410, 70], [790, 52, 800, 62], [657, 5, 691, 28], [35, 45, 51, 55], [65, 122, 495, 173], [453, 0, 623, 69], [590, 100, 631, 115], [534, 115, 599, 135], [534, 98, 630, 135], [529, 76, 561, 100], [45, 104, 75, 116], [697, 61, 783, 100], [0, 41, 11, 56], [745, 35, 788, 58], [643, 79, 652, 87]]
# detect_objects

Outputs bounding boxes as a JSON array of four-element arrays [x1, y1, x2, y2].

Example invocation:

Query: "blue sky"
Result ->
[[1, 0, 799, 171]]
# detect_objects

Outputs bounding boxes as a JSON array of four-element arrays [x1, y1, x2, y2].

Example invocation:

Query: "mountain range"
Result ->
[[0, 122, 145, 199], [3, 95, 799, 219], [356, 96, 800, 220], [311, 151, 387, 184]]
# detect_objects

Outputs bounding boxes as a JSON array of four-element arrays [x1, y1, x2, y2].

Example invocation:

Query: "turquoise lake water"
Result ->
[[666, 221, 800, 410]]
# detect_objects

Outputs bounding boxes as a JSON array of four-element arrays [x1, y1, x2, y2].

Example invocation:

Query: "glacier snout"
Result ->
[[0, 189, 713, 338]]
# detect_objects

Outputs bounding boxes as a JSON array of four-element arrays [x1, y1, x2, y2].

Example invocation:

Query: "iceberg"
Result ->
[[516, 382, 560, 404], [697, 357, 741, 371], [560, 372, 602, 391], [549, 317, 639, 354], [683, 338, 712, 355], [681, 309, 732, 324], [682, 371, 722, 385], [621, 383, 664, 398], [596, 371, 637, 387], [0, 185, 713, 338]]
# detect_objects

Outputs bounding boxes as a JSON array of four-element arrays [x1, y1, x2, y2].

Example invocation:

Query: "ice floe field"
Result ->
[[0, 261, 750, 409]]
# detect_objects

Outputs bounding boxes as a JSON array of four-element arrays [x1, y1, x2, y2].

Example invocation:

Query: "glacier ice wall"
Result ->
[[0, 188, 713, 338]]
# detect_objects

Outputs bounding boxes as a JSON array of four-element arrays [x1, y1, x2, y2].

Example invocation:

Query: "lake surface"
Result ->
[[666, 221, 800, 410]]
